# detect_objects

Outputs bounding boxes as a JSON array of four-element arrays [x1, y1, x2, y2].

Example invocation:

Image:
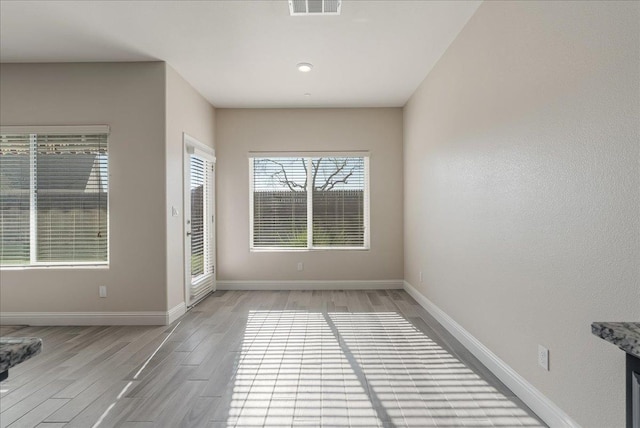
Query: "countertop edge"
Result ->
[[591, 322, 640, 359]]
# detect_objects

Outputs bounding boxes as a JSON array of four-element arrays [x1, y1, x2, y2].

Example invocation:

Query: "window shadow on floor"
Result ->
[[212, 308, 546, 427]]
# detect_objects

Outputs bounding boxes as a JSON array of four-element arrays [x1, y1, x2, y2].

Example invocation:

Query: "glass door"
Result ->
[[184, 136, 215, 307]]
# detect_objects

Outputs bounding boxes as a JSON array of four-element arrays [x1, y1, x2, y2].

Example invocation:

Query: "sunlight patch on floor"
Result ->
[[223, 310, 543, 427]]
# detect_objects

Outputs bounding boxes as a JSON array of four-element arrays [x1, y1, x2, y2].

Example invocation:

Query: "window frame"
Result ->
[[0, 125, 110, 269], [248, 152, 370, 252]]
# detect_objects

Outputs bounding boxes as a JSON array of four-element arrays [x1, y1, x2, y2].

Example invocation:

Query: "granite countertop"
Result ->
[[592, 322, 640, 358], [0, 337, 43, 372]]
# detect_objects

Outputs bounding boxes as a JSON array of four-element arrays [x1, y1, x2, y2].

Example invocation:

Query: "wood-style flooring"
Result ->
[[0, 290, 546, 427]]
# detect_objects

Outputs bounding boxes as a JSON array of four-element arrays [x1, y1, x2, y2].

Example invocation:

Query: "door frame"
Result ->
[[183, 133, 216, 308]]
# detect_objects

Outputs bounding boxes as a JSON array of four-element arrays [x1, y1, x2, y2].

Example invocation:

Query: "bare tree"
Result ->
[[257, 157, 358, 192]]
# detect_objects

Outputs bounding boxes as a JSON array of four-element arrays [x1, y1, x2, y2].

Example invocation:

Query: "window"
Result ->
[[0, 126, 109, 267], [250, 154, 369, 250]]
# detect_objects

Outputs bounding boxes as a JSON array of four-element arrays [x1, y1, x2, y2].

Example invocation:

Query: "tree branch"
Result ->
[[312, 158, 322, 190], [319, 160, 347, 191], [301, 158, 308, 191], [264, 159, 305, 192], [324, 169, 355, 191]]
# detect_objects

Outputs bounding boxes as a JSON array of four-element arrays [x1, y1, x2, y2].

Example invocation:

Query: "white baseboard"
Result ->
[[167, 302, 187, 324], [217, 279, 404, 291], [403, 281, 580, 428], [1, 304, 188, 327]]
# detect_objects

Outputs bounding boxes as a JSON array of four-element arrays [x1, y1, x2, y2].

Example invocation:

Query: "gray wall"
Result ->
[[216, 108, 404, 283], [403, 2, 639, 426], [0, 62, 168, 312]]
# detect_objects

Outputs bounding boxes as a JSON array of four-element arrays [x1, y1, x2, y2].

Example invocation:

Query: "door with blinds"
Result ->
[[184, 135, 215, 308]]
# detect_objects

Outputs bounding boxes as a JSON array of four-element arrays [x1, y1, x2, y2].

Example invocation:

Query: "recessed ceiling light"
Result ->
[[297, 63, 313, 72], [304, 93, 311, 97]]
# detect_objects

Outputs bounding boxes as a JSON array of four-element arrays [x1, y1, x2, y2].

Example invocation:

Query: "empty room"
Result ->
[[0, 1, 638, 427]]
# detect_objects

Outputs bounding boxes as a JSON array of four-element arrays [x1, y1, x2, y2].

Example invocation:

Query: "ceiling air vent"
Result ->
[[289, 0, 341, 16]]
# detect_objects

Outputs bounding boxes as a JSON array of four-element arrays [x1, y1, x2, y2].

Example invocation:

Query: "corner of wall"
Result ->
[[164, 65, 216, 313], [162, 61, 171, 313]]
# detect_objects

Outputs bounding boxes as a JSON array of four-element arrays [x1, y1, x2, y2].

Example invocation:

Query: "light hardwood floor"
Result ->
[[0, 290, 546, 427]]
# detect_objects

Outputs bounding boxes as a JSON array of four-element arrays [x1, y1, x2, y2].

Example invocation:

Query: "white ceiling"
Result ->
[[0, 1, 481, 108]]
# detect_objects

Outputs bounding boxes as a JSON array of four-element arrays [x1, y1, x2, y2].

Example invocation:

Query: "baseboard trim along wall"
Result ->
[[1, 302, 188, 326], [217, 279, 404, 291], [403, 281, 580, 428], [167, 302, 187, 325]]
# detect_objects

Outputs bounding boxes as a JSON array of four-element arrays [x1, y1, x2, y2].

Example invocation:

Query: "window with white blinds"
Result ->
[[250, 155, 369, 250], [0, 130, 108, 266]]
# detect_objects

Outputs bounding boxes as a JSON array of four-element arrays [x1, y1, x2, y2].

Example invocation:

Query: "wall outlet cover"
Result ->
[[538, 345, 549, 371]]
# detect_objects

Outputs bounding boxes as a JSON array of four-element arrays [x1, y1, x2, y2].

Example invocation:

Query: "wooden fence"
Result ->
[[253, 190, 364, 247]]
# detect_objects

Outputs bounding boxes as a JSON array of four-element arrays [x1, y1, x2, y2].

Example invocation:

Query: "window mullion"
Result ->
[[29, 134, 37, 264], [306, 157, 313, 249]]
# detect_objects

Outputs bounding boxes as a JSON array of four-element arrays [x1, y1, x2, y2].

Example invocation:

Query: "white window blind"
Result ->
[[252, 157, 308, 248], [312, 157, 365, 247], [0, 135, 31, 264], [0, 131, 108, 266], [190, 154, 214, 282], [250, 155, 368, 250]]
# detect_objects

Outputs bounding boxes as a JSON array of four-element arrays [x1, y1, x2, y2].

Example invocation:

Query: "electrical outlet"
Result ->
[[419, 271, 423, 283], [297, 262, 304, 272], [538, 345, 549, 370], [99, 286, 107, 298]]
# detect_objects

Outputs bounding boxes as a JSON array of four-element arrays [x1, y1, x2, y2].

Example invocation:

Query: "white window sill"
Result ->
[[0, 264, 109, 271], [250, 247, 370, 253]]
